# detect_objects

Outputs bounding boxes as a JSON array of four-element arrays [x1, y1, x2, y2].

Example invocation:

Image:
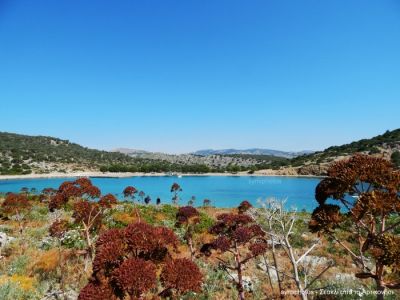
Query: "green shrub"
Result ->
[[60, 230, 85, 249], [8, 255, 30, 276], [27, 207, 48, 221], [194, 212, 215, 234], [0, 281, 23, 300], [159, 204, 178, 220]]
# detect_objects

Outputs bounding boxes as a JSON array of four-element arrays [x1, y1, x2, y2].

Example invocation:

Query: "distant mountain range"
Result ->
[[112, 148, 313, 159], [113, 148, 150, 155], [192, 148, 314, 158]]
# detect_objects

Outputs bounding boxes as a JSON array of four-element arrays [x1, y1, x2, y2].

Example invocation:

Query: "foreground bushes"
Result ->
[[80, 222, 203, 299], [0, 154, 399, 299]]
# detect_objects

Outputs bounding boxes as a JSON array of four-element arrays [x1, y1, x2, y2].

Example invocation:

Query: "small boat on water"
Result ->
[[166, 172, 182, 177]]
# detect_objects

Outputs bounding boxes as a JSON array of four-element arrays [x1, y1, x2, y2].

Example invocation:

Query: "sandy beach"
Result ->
[[0, 171, 323, 180]]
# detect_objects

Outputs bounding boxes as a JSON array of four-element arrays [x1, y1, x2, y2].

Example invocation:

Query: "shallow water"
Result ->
[[0, 176, 321, 210]]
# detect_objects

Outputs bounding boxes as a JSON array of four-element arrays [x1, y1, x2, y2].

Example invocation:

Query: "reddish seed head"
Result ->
[[72, 201, 102, 230], [176, 206, 199, 224], [93, 240, 125, 275], [74, 177, 93, 188], [49, 219, 69, 238], [78, 282, 113, 300], [49, 193, 68, 211], [123, 186, 137, 198], [112, 258, 157, 298], [161, 258, 203, 294], [99, 193, 118, 208], [82, 185, 101, 199], [249, 241, 269, 256], [170, 183, 181, 192], [2, 193, 30, 215], [238, 200, 252, 214]]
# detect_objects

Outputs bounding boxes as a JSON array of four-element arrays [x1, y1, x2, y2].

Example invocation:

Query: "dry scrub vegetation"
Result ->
[[0, 155, 399, 299]]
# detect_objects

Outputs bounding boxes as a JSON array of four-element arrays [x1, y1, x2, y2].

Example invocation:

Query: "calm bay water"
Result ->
[[0, 176, 321, 211]]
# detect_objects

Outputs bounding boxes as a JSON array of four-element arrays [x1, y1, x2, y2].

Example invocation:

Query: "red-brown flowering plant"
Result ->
[[1, 193, 31, 233], [74, 177, 93, 189], [309, 154, 400, 299], [308, 204, 342, 234], [98, 193, 117, 208], [201, 206, 268, 300], [48, 218, 71, 289], [175, 206, 200, 259], [80, 221, 203, 299], [81, 185, 101, 199], [170, 183, 182, 206], [160, 258, 203, 297], [123, 186, 137, 200], [49, 219, 70, 239], [73, 178, 101, 199], [122, 186, 140, 219], [203, 199, 211, 207], [49, 178, 101, 211], [78, 282, 114, 300], [238, 200, 252, 214], [58, 181, 82, 198], [40, 187, 57, 202], [72, 200, 103, 267], [1, 193, 31, 216], [49, 193, 68, 211], [112, 258, 157, 299]]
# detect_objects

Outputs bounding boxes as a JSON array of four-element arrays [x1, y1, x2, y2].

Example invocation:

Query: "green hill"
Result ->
[[0, 132, 209, 175], [0, 129, 398, 175], [278, 129, 400, 172]]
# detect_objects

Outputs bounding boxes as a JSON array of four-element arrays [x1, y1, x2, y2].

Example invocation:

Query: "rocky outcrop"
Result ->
[[297, 164, 328, 176]]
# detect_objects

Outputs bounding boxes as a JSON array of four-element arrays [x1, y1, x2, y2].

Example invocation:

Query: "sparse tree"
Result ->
[[203, 198, 211, 207], [201, 201, 268, 300], [171, 183, 182, 206], [249, 198, 333, 300], [138, 190, 145, 204], [188, 195, 196, 206], [122, 186, 137, 201], [72, 200, 103, 270], [49, 219, 70, 294], [123, 186, 140, 220], [175, 206, 200, 260]]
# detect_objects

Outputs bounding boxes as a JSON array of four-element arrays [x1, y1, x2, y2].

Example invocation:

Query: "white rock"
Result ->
[[300, 255, 329, 267], [230, 274, 255, 291], [257, 263, 279, 283], [0, 232, 15, 247]]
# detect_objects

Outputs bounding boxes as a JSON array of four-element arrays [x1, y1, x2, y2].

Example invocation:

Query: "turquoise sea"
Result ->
[[0, 176, 321, 211]]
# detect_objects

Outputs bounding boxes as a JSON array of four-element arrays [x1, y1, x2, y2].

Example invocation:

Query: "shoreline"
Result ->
[[0, 171, 324, 181]]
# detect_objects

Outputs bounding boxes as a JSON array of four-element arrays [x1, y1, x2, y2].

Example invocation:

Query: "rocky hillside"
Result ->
[[1, 129, 399, 175], [192, 148, 313, 158], [264, 129, 400, 176], [0, 132, 271, 175], [112, 148, 285, 170], [0, 133, 208, 175]]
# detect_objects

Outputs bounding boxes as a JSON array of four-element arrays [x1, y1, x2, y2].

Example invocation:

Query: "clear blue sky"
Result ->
[[0, 1, 399, 153]]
